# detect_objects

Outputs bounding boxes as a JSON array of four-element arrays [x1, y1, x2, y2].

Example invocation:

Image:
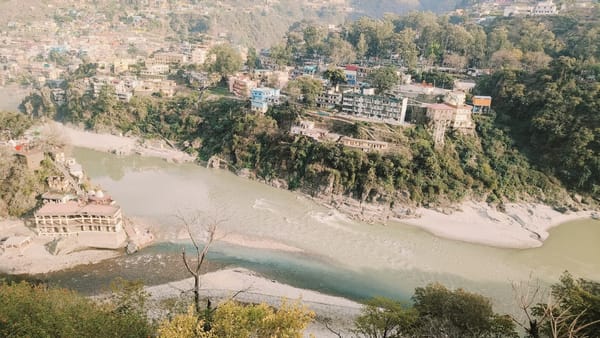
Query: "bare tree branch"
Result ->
[[320, 318, 343, 338], [175, 210, 227, 318]]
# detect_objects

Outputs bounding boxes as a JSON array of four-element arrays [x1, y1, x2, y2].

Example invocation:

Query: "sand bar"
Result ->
[[401, 201, 594, 249]]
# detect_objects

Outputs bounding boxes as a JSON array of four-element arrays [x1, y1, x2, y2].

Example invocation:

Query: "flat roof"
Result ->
[[427, 103, 473, 110], [35, 201, 120, 217]]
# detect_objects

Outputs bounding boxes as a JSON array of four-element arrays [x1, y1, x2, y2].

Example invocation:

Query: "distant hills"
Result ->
[[0, 0, 462, 49], [350, 0, 460, 18]]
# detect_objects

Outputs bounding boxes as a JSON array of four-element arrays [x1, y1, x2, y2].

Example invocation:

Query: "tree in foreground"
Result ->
[[158, 299, 315, 338], [354, 283, 518, 338], [353, 297, 418, 338], [0, 281, 152, 338], [515, 272, 600, 338], [178, 212, 221, 324], [413, 283, 518, 338], [543, 272, 600, 337]]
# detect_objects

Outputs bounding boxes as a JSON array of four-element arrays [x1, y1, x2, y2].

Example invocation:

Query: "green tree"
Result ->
[[205, 43, 243, 82], [109, 278, 149, 318], [534, 272, 600, 338], [0, 281, 153, 338], [412, 283, 518, 337], [285, 76, 323, 106], [368, 66, 399, 95], [324, 33, 356, 65], [0, 111, 34, 139], [303, 25, 325, 56], [353, 297, 418, 338], [323, 68, 346, 90], [356, 33, 368, 60], [246, 47, 259, 71], [393, 28, 418, 70], [269, 43, 293, 70]]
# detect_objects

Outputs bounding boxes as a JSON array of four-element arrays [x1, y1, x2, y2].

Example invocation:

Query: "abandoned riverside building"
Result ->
[[34, 201, 123, 235]]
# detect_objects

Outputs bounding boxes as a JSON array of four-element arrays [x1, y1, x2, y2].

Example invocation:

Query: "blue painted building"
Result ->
[[250, 87, 281, 113]]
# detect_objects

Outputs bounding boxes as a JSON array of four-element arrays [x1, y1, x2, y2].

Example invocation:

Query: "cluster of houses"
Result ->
[[225, 58, 492, 149], [0, 133, 126, 240]]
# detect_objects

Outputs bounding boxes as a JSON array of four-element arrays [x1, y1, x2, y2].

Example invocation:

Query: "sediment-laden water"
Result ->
[[24, 147, 600, 314]]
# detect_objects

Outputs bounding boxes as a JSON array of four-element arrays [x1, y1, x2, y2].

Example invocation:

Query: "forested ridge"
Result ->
[[477, 57, 600, 196]]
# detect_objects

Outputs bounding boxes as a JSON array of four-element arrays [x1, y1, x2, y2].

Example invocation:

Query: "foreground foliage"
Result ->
[[354, 285, 517, 338], [534, 272, 600, 338], [2, 274, 597, 337], [0, 281, 153, 338], [159, 299, 315, 338]]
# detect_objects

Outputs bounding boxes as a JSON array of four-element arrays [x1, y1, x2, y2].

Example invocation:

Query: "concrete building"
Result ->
[[228, 76, 257, 97], [51, 88, 66, 105], [344, 65, 358, 86], [316, 89, 343, 109], [34, 201, 123, 236], [113, 58, 136, 74], [134, 79, 176, 97], [472, 96, 492, 114], [0, 236, 32, 250], [339, 136, 389, 152], [190, 48, 208, 64], [426, 91, 474, 146], [148, 52, 187, 65], [250, 87, 281, 114], [341, 91, 408, 123], [252, 69, 290, 89], [290, 121, 329, 141], [343, 65, 372, 86], [141, 64, 170, 77], [533, 1, 558, 15]]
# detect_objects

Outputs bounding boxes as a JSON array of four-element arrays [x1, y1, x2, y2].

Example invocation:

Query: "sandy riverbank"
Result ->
[[145, 267, 363, 338], [46, 122, 195, 163], [400, 201, 595, 249], [0, 219, 122, 275]]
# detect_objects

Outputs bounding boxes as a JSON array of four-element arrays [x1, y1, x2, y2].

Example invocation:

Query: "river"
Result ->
[[37, 147, 596, 314]]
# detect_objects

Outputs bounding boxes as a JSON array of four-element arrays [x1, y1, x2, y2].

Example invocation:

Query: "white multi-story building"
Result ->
[[341, 91, 408, 123], [532, 1, 558, 15]]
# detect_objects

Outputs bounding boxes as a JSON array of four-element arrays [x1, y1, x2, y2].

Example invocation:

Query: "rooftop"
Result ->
[[35, 201, 120, 217], [427, 103, 473, 110]]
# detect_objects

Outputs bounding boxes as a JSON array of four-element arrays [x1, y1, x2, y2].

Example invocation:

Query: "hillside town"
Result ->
[[1, 0, 600, 337], [0, 0, 507, 153]]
